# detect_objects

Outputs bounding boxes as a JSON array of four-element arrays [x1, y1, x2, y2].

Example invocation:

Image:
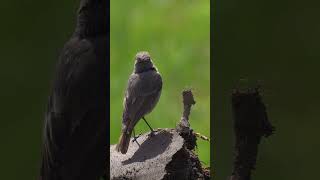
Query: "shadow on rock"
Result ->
[[122, 130, 173, 165]]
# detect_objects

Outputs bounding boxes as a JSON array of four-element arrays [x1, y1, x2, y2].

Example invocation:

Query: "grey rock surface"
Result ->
[[110, 129, 184, 180]]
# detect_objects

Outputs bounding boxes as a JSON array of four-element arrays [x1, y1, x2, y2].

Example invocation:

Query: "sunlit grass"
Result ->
[[110, 0, 210, 165]]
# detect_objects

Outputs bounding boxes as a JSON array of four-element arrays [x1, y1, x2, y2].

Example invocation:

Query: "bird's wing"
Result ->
[[41, 36, 107, 179], [122, 71, 162, 130]]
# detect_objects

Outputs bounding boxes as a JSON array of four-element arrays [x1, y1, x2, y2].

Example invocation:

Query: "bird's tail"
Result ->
[[116, 131, 131, 154]]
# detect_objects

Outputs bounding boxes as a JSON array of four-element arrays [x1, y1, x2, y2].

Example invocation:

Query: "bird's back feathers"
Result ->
[[117, 68, 162, 154], [122, 70, 162, 130], [40, 36, 108, 180]]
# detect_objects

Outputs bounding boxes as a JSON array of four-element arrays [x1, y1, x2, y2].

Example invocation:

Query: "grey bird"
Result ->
[[40, 0, 108, 179], [116, 51, 162, 154]]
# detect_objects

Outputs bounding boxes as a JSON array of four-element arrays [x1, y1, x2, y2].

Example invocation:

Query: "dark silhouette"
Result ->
[[230, 87, 274, 180], [40, 0, 108, 179], [116, 52, 162, 154]]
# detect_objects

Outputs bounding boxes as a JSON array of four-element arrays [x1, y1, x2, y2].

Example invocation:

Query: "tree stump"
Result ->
[[109, 90, 210, 180]]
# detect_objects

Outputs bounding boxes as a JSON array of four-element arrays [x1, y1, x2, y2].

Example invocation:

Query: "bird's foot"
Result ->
[[132, 134, 142, 146], [148, 129, 157, 137]]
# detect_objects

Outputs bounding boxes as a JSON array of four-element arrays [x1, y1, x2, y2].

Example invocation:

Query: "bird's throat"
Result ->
[[134, 65, 156, 74]]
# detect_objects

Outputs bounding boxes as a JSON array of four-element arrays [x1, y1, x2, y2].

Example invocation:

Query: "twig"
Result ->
[[176, 89, 197, 150], [177, 90, 196, 130]]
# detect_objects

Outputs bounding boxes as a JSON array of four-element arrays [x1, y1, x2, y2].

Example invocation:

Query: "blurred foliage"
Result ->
[[0, 1, 78, 179], [110, 0, 210, 165], [214, 0, 320, 179]]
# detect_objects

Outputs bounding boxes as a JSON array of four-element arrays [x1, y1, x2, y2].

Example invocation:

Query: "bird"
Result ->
[[116, 51, 162, 154], [40, 0, 108, 180]]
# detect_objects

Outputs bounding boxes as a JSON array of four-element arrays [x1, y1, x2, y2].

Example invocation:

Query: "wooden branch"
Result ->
[[229, 87, 275, 180], [109, 90, 210, 180]]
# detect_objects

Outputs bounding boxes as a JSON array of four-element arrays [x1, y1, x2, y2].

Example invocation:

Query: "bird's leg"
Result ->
[[131, 129, 141, 146], [142, 117, 156, 136]]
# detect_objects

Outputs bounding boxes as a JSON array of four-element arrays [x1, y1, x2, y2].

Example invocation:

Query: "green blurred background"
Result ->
[[214, 0, 320, 179], [110, 0, 210, 166], [0, 1, 79, 179]]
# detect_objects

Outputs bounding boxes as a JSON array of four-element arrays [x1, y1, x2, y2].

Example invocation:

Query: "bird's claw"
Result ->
[[148, 130, 156, 137], [132, 134, 142, 143]]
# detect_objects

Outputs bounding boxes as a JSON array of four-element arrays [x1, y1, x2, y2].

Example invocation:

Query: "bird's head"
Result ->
[[134, 51, 155, 73], [76, 0, 108, 37]]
